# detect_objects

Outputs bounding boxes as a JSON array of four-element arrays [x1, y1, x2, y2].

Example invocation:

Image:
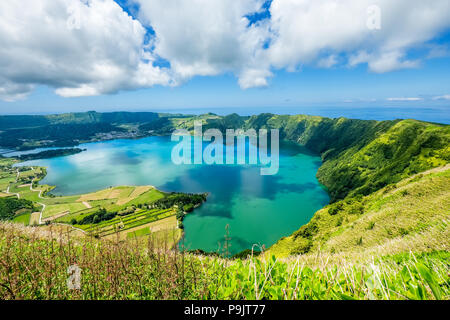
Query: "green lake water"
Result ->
[[20, 136, 329, 255]]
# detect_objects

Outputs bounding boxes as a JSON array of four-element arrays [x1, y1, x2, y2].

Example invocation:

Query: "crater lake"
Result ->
[[18, 136, 329, 255]]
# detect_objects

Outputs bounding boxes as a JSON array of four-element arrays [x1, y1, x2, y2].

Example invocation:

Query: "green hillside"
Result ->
[[269, 165, 450, 258], [238, 115, 450, 202], [0, 112, 161, 150], [0, 111, 161, 129]]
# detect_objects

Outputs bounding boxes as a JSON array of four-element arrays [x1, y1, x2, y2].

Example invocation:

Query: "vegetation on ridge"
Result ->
[[269, 165, 450, 258], [0, 222, 448, 300]]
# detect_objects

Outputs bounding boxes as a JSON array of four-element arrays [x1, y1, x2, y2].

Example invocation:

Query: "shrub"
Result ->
[[399, 228, 409, 236], [356, 237, 363, 246], [78, 208, 116, 225], [118, 207, 135, 216], [0, 198, 35, 221], [293, 222, 318, 240], [290, 240, 312, 255], [328, 202, 343, 215], [176, 210, 185, 221]]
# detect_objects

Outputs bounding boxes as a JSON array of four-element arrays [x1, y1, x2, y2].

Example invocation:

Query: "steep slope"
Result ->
[[269, 165, 450, 258], [317, 119, 450, 201], [1, 218, 448, 300], [243, 114, 450, 202]]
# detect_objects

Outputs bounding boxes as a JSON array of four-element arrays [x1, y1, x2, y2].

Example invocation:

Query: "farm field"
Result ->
[[121, 215, 181, 247], [0, 158, 189, 243], [12, 212, 31, 225], [74, 207, 176, 237]]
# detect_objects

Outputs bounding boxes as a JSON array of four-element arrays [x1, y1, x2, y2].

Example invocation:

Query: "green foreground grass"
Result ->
[[0, 222, 448, 300]]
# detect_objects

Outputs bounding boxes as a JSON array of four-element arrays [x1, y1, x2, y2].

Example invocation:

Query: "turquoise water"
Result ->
[[20, 136, 329, 255]]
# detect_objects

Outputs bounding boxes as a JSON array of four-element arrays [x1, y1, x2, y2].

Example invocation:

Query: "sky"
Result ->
[[0, 0, 449, 115]]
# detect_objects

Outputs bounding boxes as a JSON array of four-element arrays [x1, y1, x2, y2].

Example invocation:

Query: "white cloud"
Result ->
[[0, 0, 449, 101], [238, 68, 273, 89], [135, 0, 271, 87], [387, 97, 423, 102], [137, 0, 450, 87], [267, 0, 450, 74], [426, 45, 450, 59], [0, 0, 171, 101], [350, 51, 420, 73], [318, 55, 338, 68], [432, 94, 450, 101]]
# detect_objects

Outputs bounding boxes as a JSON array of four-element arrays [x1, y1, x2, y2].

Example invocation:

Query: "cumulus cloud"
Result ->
[[267, 0, 450, 73], [432, 94, 450, 101], [0, 0, 171, 101], [0, 0, 449, 101], [135, 0, 271, 86], [134, 0, 450, 88]]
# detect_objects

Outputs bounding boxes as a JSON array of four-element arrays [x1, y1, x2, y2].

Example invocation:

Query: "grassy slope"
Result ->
[[269, 165, 450, 258], [0, 221, 448, 300], [317, 119, 450, 201], [243, 116, 450, 258]]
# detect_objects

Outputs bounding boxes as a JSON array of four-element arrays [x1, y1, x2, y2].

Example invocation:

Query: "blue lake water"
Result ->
[[19, 136, 329, 255]]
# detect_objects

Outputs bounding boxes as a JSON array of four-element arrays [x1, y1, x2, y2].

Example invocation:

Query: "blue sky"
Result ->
[[0, 0, 449, 115], [3, 57, 450, 114]]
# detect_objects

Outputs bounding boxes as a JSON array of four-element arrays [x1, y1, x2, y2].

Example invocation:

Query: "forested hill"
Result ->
[[239, 114, 449, 202], [0, 111, 163, 149], [0, 111, 161, 129], [179, 113, 449, 202]]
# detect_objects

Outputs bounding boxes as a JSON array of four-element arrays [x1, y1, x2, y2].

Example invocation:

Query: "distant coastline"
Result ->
[[1, 106, 448, 124]]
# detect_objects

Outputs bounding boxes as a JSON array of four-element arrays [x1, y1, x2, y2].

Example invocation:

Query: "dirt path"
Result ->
[[29, 168, 46, 224], [82, 201, 92, 209], [29, 212, 41, 225], [42, 211, 69, 223]]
